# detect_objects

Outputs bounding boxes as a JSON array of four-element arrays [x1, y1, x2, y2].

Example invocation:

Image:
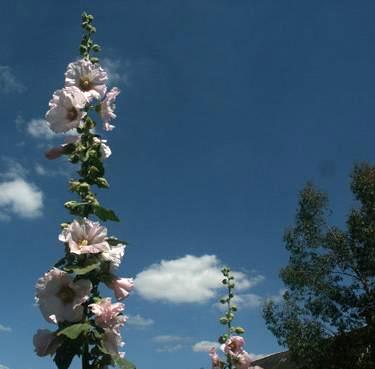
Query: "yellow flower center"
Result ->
[[57, 286, 76, 304], [79, 77, 93, 91], [78, 239, 89, 248], [66, 107, 78, 122]]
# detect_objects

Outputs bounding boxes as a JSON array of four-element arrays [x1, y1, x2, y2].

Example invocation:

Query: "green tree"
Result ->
[[263, 163, 375, 369]]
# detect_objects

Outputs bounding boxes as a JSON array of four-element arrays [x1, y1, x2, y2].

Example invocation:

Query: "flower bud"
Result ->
[[96, 177, 109, 188], [231, 305, 238, 312], [220, 297, 228, 304], [234, 327, 245, 334], [219, 317, 228, 325], [222, 279, 228, 284]]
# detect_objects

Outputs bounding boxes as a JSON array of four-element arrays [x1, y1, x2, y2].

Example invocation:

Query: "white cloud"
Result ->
[[152, 335, 190, 353], [135, 255, 264, 304], [192, 340, 219, 352], [0, 324, 12, 333], [0, 365, 10, 369], [102, 58, 129, 85], [26, 119, 56, 139], [0, 162, 43, 220], [127, 314, 154, 329], [0, 65, 25, 93]]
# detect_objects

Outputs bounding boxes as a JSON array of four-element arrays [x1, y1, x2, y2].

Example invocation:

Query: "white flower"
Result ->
[[45, 87, 88, 133], [100, 87, 120, 131], [35, 268, 92, 324], [93, 137, 112, 159], [65, 59, 108, 101], [59, 218, 110, 255], [101, 244, 126, 271]]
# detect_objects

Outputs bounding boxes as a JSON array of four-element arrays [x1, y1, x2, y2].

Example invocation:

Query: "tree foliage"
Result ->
[[263, 163, 375, 369]]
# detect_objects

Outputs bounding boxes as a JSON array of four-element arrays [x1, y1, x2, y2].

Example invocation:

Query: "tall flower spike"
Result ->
[[34, 12, 135, 369]]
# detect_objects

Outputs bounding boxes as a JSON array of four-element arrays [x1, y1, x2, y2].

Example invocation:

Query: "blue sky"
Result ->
[[1, 1, 375, 368]]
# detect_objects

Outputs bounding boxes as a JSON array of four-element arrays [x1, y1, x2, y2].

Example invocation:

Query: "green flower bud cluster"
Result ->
[[80, 12, 100, 63]]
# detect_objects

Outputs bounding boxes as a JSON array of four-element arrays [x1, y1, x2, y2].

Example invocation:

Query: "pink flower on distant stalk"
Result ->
[[101, 244, 126, 271], [209, 347, 221, 369], [107, 277, 134, 301], [59, 218, 110, 255], [35, 268, 92, 323], [89, 297, 127, 334], [33, 329, 62, 357], [45, 87, 88, 133], [233, 350, 253, 369], [65, 59, 108, 101], [222, 336, 245, 356], [100, 87, 120, 131]]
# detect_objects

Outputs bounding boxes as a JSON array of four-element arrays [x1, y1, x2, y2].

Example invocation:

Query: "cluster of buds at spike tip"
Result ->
[[207, 266, 260, 369], [33, 12, 136, 369]]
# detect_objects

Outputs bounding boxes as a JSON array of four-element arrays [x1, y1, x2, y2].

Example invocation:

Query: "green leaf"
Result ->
[[94, 206, 120, 222], [65, 262, 100, 275], [114, 357, 136, 369], [54, 339, 80, 369], [57, 323, 91, 340]]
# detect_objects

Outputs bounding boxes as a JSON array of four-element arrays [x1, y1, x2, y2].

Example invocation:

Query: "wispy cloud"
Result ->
[[192, 340, 219, 352], [26, 118, 56, 140], [0, 159, 43, 220], [152, 335, 190, 353], [0, 364, 10, 369], [127, 314, 154, 329], [102, 58, 129, 85], [0, 324, 12, 333], [0, 65, 25, 93], [135, 254, 264, 304]]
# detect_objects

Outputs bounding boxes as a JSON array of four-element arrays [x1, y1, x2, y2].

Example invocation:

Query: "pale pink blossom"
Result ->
[[100, 87, 120, 131], [222, 336, 246, 356], [209, 347, 221, 369], [101, 244, 125, 271], [45, 87, 88, 133], [233, 350, 253, 369], [89, 298, 127, 334], [65, 59, 108, 101], [107, 277, 134, 301], [59, 218, 110, 255], [102, 328, 125, 358], [93, 137, 112, 159], [35, 268, 92, 323], [45, 136, 80, 160], [33, 329, 62, 357]]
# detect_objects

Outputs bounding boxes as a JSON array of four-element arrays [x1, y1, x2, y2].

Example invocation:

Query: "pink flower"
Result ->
[[107, 277, 134, 301], [101, 244, 126, 271], [65, 59, 108, 101], [35, 268, 92, 323], [33, 329, 62, 357], [100, 87, 120, 131], [59, 218, 110, 255], [45, 136, 80, 160], [209, 347, 221, 369], [233, 350, 253, 369], [45, 87, 88, 133], [102, 328, 125, 358], [93, 137, 112, 159], [89, 298, 127, 335], [222, 336, 246, 356]]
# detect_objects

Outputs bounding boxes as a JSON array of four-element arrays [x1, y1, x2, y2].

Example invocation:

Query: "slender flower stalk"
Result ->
[[33, 12, 135, 369], [208, 267, 262, 369]]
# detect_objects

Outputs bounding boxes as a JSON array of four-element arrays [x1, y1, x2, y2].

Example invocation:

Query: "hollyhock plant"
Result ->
[[100, 87, 120, 131], [33, 329, 63, 357], [206, 267, 263, 369], [45, 86, 88, 133], [59, 218, 110, 255], [65, 58, 108, 101], [34, 12, 135, 369], [107, 277, 134, 301], [35, 268, 92, 323]]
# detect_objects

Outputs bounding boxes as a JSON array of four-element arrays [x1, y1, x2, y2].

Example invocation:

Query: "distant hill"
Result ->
[[253, 351, 299, 369]]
